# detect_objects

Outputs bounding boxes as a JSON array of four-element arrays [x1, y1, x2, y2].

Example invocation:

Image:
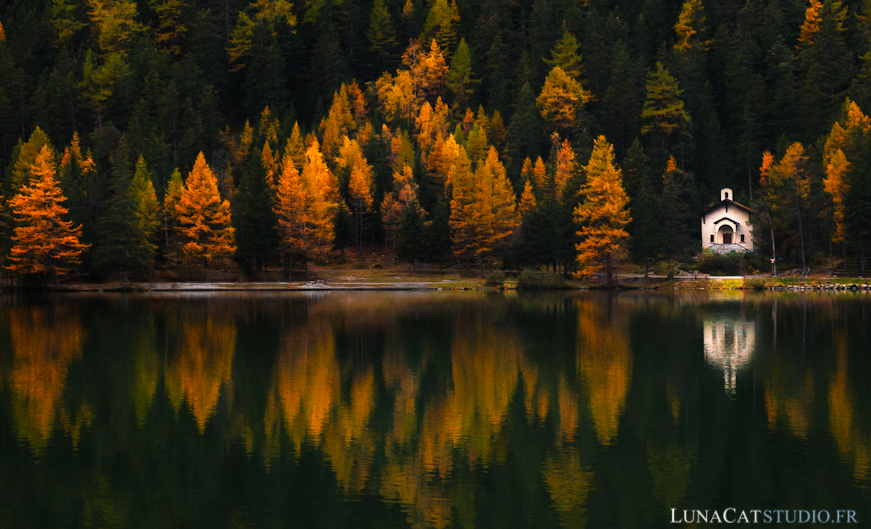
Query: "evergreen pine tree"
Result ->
[[233, 146, 278, 274], [395, 199, 425, 268], [367, 0, 398, 73], [641, 62, 689, 154]]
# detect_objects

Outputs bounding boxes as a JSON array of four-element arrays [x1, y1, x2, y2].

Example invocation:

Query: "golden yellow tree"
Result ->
[[449, 146, 518, 273], [415, 97, 450, 159], [765, 143, 811, 278], [554, 138, 576, 201], [338, 136, 374, 250], [381, 164, 420, 246], [7, 145, 89, 286], [448, 143, 476, 268], [824, 149, 849, 248], [574, 136, 631, 282], [536, 66, 593, 135], [518, 178, 537, 219], [177, 152, 235, 270], [480, 147, 519, 259], [796, 0, 823, 50], [301, 139, 339, 258], [274, 149, 309, 278], [320, 85, 356, 158], [822, 100, 871, 269]]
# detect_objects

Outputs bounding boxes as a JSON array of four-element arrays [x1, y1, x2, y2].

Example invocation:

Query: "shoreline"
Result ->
[[2, 275, 869, 293]]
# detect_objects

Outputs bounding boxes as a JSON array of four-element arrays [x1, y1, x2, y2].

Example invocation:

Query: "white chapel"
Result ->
[[700, 188, 753, 252]]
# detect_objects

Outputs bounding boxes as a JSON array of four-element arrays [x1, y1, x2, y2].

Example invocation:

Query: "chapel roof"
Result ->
[[700, 199, 752, 216]]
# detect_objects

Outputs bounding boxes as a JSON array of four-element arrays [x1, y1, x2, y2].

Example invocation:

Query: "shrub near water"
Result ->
[[485, 271, 506, 287], [517, 270, 567, 290], [696, 250, 747, 275]]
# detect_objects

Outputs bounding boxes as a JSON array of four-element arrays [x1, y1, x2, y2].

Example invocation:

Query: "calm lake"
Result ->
[[0, 291, 869, 528]]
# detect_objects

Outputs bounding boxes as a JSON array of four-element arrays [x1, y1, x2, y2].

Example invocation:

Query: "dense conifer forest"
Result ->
[[1, 0, 870, 281]]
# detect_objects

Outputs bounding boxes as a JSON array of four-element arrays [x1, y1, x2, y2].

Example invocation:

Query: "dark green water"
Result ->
[[0, 291, 869, 528]]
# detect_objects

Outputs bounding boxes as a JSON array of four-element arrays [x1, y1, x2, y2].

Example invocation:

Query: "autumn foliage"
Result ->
[[7, 145, 88, 284], [574, 136, 631, 281], [176, 152, 235, 269]]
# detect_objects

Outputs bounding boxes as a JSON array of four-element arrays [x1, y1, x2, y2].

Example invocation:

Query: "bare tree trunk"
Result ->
[[767, 211, 777, 277], [748, 166, 753, 201], [606, 251, 614, 285], [843, 244, 848, 272], [795, 202, 806, 279]]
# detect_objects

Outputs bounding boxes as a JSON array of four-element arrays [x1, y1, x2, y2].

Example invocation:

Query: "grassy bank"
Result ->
[[668, 277, 871, 291]]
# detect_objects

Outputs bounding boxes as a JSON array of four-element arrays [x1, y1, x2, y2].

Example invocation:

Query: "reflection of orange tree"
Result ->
[[165, 313, 236, 433], [447, 322, 524, 466], [764, 361, 814, 439], [379, 320, 527, 528], [10, 305, 90, 453], [576, 299, 633, 445], [269, 318, 377, 492], [828, 331, 869, 481]]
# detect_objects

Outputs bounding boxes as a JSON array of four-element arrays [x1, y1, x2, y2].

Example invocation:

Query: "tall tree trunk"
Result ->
[[606, 251, 613, 285], [842, 244, 847, 272], [795, 202, 805, 279], [767, 211, 777, 277], [748, 166, 753, 201]]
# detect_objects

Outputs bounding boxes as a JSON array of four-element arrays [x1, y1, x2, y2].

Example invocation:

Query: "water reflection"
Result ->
[[0, 292, 868, 528], [577, 298, 631, 445], [165, 310, 236, 432], [9, 304, 90, 452], [828, 328, 870, 482], [703, 316, 756, 394]]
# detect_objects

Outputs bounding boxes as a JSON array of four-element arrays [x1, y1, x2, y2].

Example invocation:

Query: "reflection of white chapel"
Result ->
[[700, 188, 753, 252], [703, 317, 756, 393]]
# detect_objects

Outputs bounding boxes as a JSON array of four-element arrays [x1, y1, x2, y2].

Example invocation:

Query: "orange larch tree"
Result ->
[[176, 152, 235, 270], [274, 148, 309, 278], [300, 138, 339, 258], [337, 136, 374, 250], [536, 67, 593, 136], [765, 143, 812, 278], [448, 143, 476, 269], [7, 145, 89, 286], [481, 147, 519, 261], [381, 164, 419, 246], [574, 136, 631, 283]]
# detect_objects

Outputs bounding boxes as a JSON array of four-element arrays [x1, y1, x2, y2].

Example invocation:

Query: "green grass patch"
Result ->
[[517, 270, 568, 290]]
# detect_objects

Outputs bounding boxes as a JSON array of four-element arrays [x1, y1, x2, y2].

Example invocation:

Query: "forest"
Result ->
[[1, 0, 870, 282]]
